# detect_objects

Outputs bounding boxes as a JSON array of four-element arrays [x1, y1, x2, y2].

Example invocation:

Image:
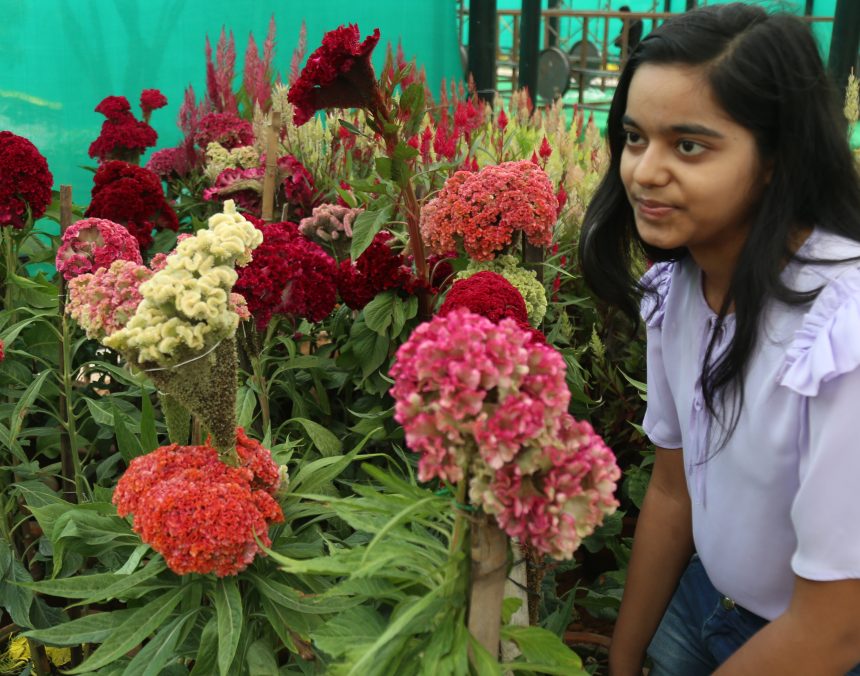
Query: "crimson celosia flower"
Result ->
[[288, 24, 381, 126], [85, 161, 179, 251], [336, 231, 424, 311], [56, 217, 143, 281], [88, 94, 158, 163], [140, 89, 168, 116], [66, 260, 151, 339], [0, 131, 53, 229], [145, 147, 185, 179], [194, 112, 254, 150], [279, 155, 317, 218], [233, 221, 338, 328], [420, 160, 558, 261], [0, 339, 5, 362], [113, 433, 284, 576], [390, 308, 570, 484], [539, 136, 552, 160], [438, 271, 528, 325]]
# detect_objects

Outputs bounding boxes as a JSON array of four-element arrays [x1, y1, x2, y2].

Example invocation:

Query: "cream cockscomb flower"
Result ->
[[104, 200, 262, 365]]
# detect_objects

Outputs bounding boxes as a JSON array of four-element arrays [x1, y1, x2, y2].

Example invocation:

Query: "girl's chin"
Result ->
[[635, 222, 684, 251]]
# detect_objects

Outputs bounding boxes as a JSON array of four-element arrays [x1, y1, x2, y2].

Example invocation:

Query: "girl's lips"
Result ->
[[635, 198, 676, 220]]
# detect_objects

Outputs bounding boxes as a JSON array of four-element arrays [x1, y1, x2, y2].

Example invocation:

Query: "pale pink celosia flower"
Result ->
[[476, 413, 620, 560], [419, 160, 558, 261], [56, 217, 143, 280], [390, 308, 569, 483], [65, 260, 152, 340], [298, 203, 361, 242]]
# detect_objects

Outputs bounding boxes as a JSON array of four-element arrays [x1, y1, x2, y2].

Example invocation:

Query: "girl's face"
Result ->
[[619, 63, 769, 265]]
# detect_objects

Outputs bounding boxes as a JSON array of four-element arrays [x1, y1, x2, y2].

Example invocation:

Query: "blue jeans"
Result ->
[[647, 556, 860, 675]]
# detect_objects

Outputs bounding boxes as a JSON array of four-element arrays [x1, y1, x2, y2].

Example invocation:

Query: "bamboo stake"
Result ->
[[468, 514, 509, 659], [261, 111, 282, 223]]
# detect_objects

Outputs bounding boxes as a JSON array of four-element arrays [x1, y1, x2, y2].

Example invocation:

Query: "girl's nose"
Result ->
[[632, 145, 671, 187]]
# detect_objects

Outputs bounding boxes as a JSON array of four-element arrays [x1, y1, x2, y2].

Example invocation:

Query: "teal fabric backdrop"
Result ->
[[0, 0, 463, 203]]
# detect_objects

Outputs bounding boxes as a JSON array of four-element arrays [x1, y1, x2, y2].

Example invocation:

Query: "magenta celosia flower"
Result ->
[[288, 24, 381, 126], [477, 413, 620, 560], [0, 339, 5, 362], [0, 131, 53, 229], [113, 432, 284, 576], [390, 308, 569, 483], [66, 260, 151, 339], [56, 217, 143, 281], [203, 166, 265, 214], [420, 160, 558, 261], [145, 147, 185, 179]]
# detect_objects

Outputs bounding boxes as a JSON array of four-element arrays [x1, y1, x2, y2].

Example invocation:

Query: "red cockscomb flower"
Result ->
[[89, 94, 159, 163], [288, 24, 381, 126], [336, 231, 423, 310], [140, 89, 168, 116], [86, 161, 178, 251], [233, 221, 338, 328], [0, 131, 53, 229]]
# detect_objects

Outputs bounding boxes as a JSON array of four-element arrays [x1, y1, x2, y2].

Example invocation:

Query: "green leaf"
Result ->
[[236, 385, 256, 429], [0, 546, 33, 627], [374, 157, 392, 181], [24, 609, 135, 645], [363, 291, 396, 335], [212, 577, 243, 676], [113, 404, 143, 463], [311, 606, 386, 660], [189, 616, 219, 676], [8, 369, 52, 458], [85, 397, 115, 427], [123, 611, 196, 676], [468, 634, 502, 676], [23, 557, 165, 600], [339, 118, 363, 136], [391, 295, 407, 337], [289, 417, 342, 456], [499, 625, 584, 674], [350, 203, 393, 260], [393, 142, 419, 161], [246, 637, 280, 676], [65, 587, 185, 673]]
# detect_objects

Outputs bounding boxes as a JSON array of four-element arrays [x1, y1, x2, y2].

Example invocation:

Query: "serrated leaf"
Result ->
[[65, 587, 184, 673], [212, 577, 243, 676], [289, 417, 342, 456]]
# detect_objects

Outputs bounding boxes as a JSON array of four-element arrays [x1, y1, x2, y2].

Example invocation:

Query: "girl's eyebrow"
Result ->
[[622, 114, 725, 139]]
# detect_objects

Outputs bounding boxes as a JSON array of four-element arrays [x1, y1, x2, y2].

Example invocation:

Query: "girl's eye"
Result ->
[[677, 139, 705, 156], [623, 130, 645, 146]]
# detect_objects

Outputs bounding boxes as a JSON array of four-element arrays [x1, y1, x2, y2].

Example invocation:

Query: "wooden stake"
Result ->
[[468, 515, 509, 659], [261, 111, 282, 222]]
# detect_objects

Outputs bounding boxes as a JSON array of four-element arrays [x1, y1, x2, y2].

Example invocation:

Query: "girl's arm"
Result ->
[[609, 447, 694, 676], [714, 576, 860, 675]]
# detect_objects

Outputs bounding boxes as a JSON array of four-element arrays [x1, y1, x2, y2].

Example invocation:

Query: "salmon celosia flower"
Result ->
[[420, 160, 558, 261], [56, 217, 143, 281]]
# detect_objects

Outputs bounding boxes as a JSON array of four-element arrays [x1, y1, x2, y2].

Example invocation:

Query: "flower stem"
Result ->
[[3, 226, 16, 322], [60, 313, 82, 502]]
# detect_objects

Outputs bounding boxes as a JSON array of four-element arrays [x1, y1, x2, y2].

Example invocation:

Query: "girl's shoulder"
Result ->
[[778, 230, 860, 396]]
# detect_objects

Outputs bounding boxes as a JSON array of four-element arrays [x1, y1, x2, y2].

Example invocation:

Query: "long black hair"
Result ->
[[578, 3, 860, 433]]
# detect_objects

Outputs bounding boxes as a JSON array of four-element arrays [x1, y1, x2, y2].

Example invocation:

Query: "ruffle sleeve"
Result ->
[[779, 266, 860, 397], [639, 261, 675, 329]]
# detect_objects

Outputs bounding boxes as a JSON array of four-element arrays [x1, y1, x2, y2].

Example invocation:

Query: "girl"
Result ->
[[579, 4, 860, 675]]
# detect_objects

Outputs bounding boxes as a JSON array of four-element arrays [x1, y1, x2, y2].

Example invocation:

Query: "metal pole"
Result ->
[[468, 0, 498, 104], [685, 0, 697, 10], [829, 0, 860, 88], [518, 0, 540, 102], [548, 0, 560, 47], [804, 0, 814, 16]]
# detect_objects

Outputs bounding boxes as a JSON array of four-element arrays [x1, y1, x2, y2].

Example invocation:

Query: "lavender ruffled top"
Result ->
[[641, 228, 860, 620]]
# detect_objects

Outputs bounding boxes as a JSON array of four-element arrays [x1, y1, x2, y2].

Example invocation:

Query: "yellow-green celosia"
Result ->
[[457, 255, 548, 326], [204, 142, 260, 182], [105, 200, 263, 366]]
